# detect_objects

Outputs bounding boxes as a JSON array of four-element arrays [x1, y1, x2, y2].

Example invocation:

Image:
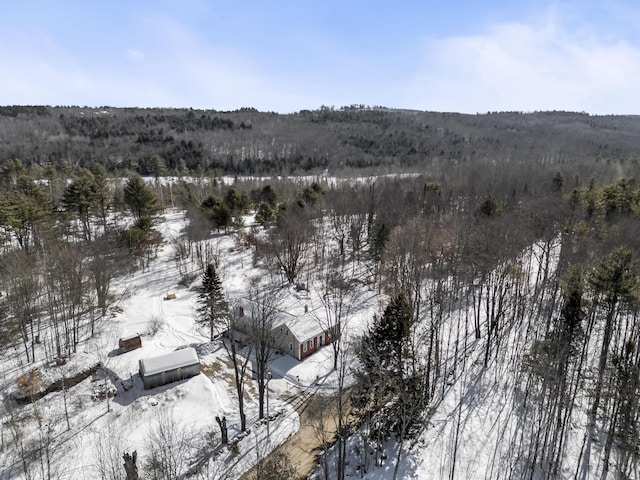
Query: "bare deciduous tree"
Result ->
[[315, 266, 360, 370], [221, 303, 253, 433], [143, 410, 192, 480], [3, 251, 40, 363], [265, 206, 313, 284], [93, 422, 127, 480], [247, 283, 282, 420]]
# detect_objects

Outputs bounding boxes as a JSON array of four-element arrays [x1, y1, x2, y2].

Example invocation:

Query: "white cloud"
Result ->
[[116, 14, 326, 112], [404, 14, 640, 115], [126, 49, 145, 60], [4, 5, 639, 114]]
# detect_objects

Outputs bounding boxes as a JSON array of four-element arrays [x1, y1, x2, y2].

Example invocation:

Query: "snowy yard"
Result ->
[[0, 212, 314, 478], [0, 208, 383, 480]]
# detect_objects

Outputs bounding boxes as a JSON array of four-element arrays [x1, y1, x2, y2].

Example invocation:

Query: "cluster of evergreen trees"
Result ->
[[0, 160, 163, 362]]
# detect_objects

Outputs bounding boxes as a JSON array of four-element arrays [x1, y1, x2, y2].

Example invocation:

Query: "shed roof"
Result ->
[[139, 347, 199, 377], [120, 334, 141, 342]]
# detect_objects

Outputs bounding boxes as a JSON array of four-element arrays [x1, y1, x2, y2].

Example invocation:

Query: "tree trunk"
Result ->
[[122, 451, 139, 480], [216, 416, 228, 444], [393, 437, 404, 480]]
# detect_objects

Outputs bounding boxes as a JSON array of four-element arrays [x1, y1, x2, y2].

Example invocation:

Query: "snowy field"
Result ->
[[144, 172, 422, 189]]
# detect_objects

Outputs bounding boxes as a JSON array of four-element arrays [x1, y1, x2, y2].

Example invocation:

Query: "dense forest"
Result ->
[[1, 105, 640, 177], [2, 106, 640, 479]]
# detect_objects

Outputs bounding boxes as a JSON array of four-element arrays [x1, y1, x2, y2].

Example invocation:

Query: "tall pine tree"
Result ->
[[367, 292, 413, 371], [123, 174, 162, 221], [197, 264, 229, 341], [63, 169, 95, 238], [354, 293, 423, 480]]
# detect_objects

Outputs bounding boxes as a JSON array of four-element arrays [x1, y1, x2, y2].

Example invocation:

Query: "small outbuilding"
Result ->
[[118, 334, 142, 353], [138, 347, 200, 389]]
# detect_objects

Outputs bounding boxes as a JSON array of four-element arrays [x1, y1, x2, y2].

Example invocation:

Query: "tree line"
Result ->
[[2, 106, 640, 177]]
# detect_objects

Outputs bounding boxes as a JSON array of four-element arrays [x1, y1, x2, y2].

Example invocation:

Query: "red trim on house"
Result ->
[[295, 330, 336, 361]]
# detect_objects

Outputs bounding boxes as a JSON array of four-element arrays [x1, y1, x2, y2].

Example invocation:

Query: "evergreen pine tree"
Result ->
[[123, 174, 162, 221], [355, 294, 413, 416], [354, 293, 423, 478], [611, 339, 640, 474], [197, 264, 229, 341], [0, 174, 52, 252], [551, 170, 564, 191], [475, 193, 503, 217], [63, 168, 99, 241], [368, 292, 413, 370]]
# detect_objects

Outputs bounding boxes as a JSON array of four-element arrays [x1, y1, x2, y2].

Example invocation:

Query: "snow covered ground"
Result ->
[[3, 207, 595, 480], [310, 240, 573, 480], [145, 172, 423, 190], [6, 171, 633, 480], [0, 209, 382, 480]]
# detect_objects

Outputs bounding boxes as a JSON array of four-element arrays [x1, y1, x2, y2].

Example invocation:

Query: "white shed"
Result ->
[[138, 347, 200, 389]]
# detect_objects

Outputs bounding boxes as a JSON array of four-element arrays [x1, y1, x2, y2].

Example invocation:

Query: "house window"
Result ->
[[289, 342, 293, 352], [303, 342, 307, 353]]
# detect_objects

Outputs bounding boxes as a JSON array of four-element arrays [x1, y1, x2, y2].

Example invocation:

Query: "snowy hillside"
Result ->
[[312, 231, 640, 480]]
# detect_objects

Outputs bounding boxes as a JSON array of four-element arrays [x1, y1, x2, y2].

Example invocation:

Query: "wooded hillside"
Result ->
[[1, 106, 640, 176]]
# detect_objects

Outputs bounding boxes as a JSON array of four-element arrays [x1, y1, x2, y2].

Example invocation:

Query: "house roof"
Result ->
[[139, 347, 199, 377], [275, 303, 326, 342], [234, 295, 328, 343], [286, 313, 326, 342]]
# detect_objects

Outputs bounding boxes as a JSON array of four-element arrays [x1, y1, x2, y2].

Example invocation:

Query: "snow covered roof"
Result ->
[[139, 347, 199, 377], [271, 311, 293, 329], [120, 333, 141, 342], [234, 296, 327, 342], [286, 313, 326, 342]]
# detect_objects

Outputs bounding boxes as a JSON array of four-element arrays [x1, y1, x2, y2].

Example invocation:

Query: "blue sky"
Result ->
[[1, 1, 639, 114]]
